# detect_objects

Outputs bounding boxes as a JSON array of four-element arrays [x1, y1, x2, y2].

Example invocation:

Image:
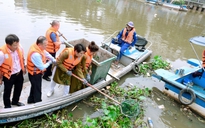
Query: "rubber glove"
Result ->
[[52, 59, 57, 65], [66, 70, 72, 76], [86, 74, 91, 82], [82, 78, 88, 85]]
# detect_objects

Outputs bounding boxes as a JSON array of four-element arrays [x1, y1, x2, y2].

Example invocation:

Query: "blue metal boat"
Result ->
[[153, 36, 205, 118], [146, 0, 188, 11]]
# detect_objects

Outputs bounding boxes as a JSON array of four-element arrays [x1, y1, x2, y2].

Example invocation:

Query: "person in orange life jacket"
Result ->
[[0, 34, 26, 108], [47, 43, 87, 97], [43, 20, 63, 82], [192, 49, 205, 77], [27, 36, 56, 104], [203, 50, 205, 69], [70, 41, 99, 93], [113, 21, 137, 67]]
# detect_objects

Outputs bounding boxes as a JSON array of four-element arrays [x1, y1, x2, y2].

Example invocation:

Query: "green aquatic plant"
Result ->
[[137, 55, 171, 76], [17, 82, 152, 128]]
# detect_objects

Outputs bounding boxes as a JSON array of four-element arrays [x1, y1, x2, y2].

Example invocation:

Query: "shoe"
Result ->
[[27, 100, 34, 104], [63, 93, 71, 96], [27, 101, 34, 104], [12, 102, 25, 106], [43, 76, 51, 81], [5, 106, 11, 108], [47, 90, 54, 97]]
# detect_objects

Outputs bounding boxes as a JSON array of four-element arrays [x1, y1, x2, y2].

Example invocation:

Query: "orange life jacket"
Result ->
[[202, 50, 205, 67], [85, 47, 93, 69], [58, 48, 82, 71], [27, 43, 46, 75], [0, 44, 25, 79], [45, 27, 60, 53], [122, 28, 135, 43]]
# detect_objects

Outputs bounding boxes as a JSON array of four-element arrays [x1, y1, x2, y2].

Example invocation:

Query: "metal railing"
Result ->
[[185, 0, 205, 4]]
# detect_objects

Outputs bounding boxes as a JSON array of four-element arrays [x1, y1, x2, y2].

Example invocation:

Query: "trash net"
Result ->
[[121, 99, 140, 117]]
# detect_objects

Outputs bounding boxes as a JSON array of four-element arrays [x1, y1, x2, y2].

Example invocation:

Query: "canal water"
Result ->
[[0, 0, 205, 127]]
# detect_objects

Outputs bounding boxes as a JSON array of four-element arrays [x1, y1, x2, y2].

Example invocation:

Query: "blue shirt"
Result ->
[[31, 51, 55, 70], [117, 28, 137, 46], [50, 32, 57, 42]]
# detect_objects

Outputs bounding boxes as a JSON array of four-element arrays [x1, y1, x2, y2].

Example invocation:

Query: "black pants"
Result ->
[[3, 70, 24, 108], [27, 73, 42, 103], [43, 52, 56, 77]]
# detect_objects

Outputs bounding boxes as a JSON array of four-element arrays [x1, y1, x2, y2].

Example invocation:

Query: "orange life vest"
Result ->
[[58, 48, 82, 71], [0, 44, 25, 79], [122, 28, 135, 43], [45, 27, 60, 53], [202, 50, 205, 67], [85, 47, 93, 69], [27, 43, 46, 75]]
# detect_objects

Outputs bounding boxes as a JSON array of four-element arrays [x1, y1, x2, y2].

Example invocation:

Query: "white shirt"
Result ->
[[0, 49, 22, 75]]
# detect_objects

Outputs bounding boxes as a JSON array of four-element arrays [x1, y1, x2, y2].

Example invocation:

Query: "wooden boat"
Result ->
[[0, 36, 152, 124], [153, 36, 205, 118], [146, 0, 188, 11]]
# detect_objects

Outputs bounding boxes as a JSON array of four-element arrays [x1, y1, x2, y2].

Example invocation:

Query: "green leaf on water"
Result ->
[[138, 96, 146, 101]]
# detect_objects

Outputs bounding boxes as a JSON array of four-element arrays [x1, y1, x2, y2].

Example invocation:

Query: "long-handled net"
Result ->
[[121, 99, 140, 117], [72, 74, 140, 117]]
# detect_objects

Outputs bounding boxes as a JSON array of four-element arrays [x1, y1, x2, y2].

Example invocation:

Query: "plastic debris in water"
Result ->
[[147, 117, 154, 128]]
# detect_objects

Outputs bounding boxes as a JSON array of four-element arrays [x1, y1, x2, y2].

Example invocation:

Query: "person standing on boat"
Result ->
[[42, 20, 63, 82], [47, 43, 87, 97], [0, 34, 26, 108], [70, 41, 99, 93], [202, 50, 205, 68], [113, 21, 137, 67], [27, 36, 56, 104]]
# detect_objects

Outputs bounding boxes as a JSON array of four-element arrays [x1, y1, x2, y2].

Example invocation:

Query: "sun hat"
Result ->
[[127, 21, 134, 28]]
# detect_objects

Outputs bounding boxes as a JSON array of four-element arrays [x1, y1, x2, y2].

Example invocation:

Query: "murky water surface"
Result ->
[[0, 0, 205, 127]]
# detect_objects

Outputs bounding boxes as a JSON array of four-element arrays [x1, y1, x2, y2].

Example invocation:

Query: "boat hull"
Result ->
[[164, 89, 205, 118], [154, 58, 205, 118]]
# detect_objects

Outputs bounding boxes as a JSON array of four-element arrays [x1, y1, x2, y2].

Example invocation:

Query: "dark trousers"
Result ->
[[43, 52, 56, 77], [3, 70, 24, 108], [27, 73, 42, 103]]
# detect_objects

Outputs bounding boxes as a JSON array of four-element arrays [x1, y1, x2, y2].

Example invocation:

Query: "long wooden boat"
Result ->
[[0, 36, 152, 124], [153, 36, 205, 118]]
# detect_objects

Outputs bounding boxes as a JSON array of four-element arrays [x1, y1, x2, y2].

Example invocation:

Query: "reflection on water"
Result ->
[[145, 87, 205, 128], [0, 0, 204, 60], [0, 0, 205, 127]]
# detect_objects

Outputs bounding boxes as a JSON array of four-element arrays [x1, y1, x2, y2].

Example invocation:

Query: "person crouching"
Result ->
[[47, 43, 87, 97]]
